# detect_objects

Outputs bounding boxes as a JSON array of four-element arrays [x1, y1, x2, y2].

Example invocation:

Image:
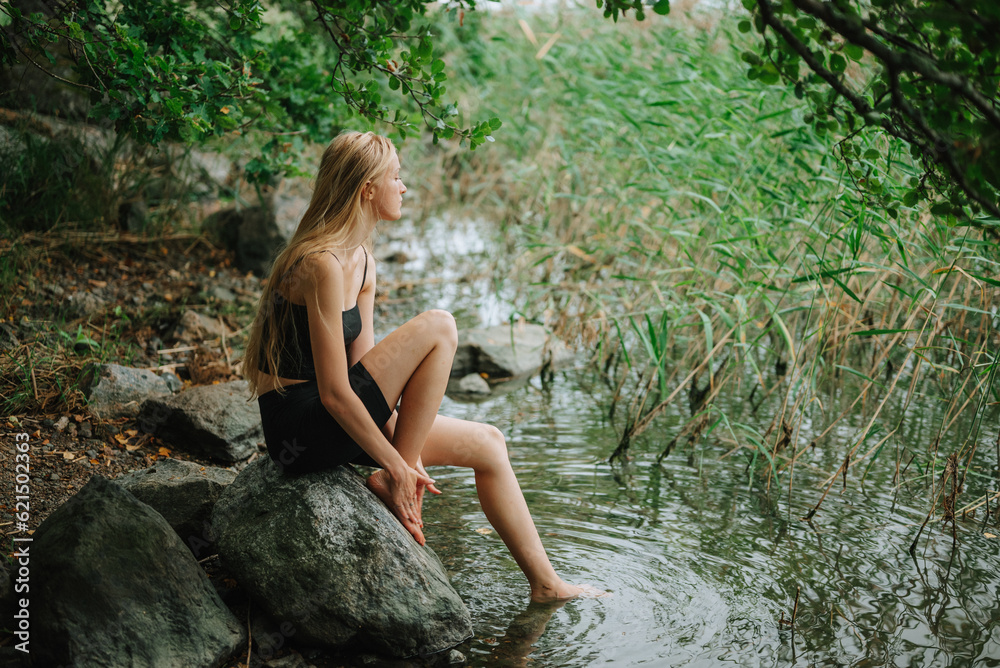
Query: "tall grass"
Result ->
[[404, 6, 1000, 528]]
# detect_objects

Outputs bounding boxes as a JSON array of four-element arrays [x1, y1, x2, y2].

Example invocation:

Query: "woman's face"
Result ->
[[373, 152, 406, 221]]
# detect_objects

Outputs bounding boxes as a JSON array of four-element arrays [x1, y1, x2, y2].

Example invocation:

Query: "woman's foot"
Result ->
[[529, 581, 608, 602], [366, 469, 426, 545]]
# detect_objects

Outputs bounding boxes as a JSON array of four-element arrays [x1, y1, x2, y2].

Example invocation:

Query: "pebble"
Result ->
[[49, 473, 60, 482], [80, 422, 93, 438], [54, 416, 70, 432], [42, 418, 54, 428], [86, 450, 98, 459], [160, 371, 184, 392], [209, 285, 237, 302]]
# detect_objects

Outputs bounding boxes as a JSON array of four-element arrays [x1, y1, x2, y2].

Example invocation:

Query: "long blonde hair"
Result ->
[[243, 131, 397, 398]]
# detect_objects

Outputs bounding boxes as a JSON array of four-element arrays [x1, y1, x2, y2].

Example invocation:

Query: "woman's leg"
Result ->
[[394, 413, 590, 602], [357, 309, 457, 542], [359, 309, 457, 467]]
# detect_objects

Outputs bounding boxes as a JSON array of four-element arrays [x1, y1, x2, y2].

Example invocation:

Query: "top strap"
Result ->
[[290, 248, 365, 297], [360, 247, 368, 293]]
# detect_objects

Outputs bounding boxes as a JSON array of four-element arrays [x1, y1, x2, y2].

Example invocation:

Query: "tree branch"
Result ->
[[790, 0, 1000, 134]]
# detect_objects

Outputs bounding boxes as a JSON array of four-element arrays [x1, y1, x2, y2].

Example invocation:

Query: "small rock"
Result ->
[[49, 473, 60, 482], [160, 371, 184, 392], [455, 373, 491, 395], [80, 363, 172, 420], [171, 309, 232, 343], [209, 285, 237, 302], [452, 323, 575, 382], [138, 380, 261, 462], [79, 421, 92, 438], [0, 321, 20, 350], [446, 649, 466, 665], [42, 418, 55, 428], [87, 449, 98, 459], [66, 291, 106, 319], [67, 423, 77, 436]]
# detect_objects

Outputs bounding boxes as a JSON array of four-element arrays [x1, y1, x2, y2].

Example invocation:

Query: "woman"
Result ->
[[243, 131, 596, 602]]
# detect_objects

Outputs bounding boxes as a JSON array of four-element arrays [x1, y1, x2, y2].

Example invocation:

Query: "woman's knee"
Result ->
[[418, 309, 457, 349], [472, 424, 509, 473]]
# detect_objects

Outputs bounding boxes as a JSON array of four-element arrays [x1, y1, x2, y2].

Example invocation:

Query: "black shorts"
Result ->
[[258, 361, 393, 474]]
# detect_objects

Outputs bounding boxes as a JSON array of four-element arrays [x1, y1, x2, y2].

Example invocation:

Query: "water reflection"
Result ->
[[418, 368, 1000, 667], [375, 215, 1000, 666]]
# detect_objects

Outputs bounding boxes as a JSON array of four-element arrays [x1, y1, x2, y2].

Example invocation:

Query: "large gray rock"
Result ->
[[452, 323, 575, 382], [138, 380, 262, 462], [203, 192, 308, 275], [81, 363, 172, 419], [32, 475, 245, 667], [116, 459, 237, 558], [212, 458, 472, 658]]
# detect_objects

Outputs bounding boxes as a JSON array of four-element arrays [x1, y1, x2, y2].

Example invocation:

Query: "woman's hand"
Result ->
[[381, 465, 434, 545], [415, 457, 441, 498], [413, 457, 441, 525]]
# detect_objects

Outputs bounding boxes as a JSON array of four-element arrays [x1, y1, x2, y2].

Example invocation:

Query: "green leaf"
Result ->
[[844, 44, 864, 61], [829, 54, 847, 73], [652, 0, 671, 15]]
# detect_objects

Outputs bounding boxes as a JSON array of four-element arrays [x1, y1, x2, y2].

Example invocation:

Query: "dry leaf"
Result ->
[[985, 533, 997, 539], [125, 444, 141, 452], [475, 527, 493, 536], [62, 452, 75, 460], [158, 447, 171, 457]]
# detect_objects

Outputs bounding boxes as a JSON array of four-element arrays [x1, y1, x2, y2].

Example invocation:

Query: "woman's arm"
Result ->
[[349, 250, 440, 497], [348, 248, 376, 366], [302, 253, 427, 519]]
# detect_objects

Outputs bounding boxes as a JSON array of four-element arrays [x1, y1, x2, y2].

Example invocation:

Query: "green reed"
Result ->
[[403, 6, 999, 529]]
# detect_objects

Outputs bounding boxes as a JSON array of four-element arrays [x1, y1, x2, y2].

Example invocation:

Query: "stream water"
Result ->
[[375, 216, 1000, 667]]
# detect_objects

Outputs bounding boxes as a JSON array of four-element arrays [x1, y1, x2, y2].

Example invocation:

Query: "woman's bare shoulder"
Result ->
[[286, 249, 346, 301]]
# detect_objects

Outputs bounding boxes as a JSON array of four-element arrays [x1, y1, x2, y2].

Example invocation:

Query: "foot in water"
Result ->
[[366, 470, 426, 546], [530, 582, 609, 602]]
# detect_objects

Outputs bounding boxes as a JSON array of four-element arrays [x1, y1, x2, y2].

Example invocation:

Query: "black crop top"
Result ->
[[257, 248, 367, 380]]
